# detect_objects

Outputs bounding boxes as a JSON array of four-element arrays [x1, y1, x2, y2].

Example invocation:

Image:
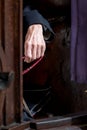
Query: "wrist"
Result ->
[[28, 24, 43, 32]]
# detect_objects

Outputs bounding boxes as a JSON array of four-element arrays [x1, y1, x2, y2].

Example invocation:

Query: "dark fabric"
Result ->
[[23, 109, 33, 121], [23, 1, 54, 38], [23, 0, 70, 17], [71, 0, 87, 83], [23, 0, 87, 83]]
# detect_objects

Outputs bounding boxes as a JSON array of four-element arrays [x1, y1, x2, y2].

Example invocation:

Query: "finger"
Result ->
[[24, 42, 33, 63], [24, 57, 31, 63], [36, 44, 41, 58], [32, 44, 37, 60], [24, 42, 28, 56], [24, 42, 32, 58], [41, 44, 46, 57]]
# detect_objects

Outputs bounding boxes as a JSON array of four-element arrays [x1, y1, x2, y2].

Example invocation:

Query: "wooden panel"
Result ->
[[29, 112, 87, 130], [0, 0, 23, 126], [0, 0, 7, 125]]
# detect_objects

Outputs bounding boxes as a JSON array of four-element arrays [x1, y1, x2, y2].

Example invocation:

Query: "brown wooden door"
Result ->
[[0, 0, 23, 126]]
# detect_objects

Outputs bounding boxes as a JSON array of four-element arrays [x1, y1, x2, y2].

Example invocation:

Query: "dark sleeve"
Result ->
[[23, 2, 55, 41]]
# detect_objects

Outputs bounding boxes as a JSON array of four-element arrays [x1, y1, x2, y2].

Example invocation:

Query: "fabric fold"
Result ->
[[71, 0, 87, 83]]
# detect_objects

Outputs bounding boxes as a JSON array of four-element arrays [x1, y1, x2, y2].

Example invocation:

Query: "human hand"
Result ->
[[24, 24, 46, 63]]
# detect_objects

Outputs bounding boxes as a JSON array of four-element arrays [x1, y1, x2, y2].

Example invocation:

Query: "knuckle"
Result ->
[[27, 53, 32, 58], [41, 44, 45, 49], [32, 43, 35, 47], [25, 41, 30, 45]]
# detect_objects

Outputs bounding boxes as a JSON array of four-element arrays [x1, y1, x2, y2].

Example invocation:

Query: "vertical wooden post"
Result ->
[[0, 0, 23, 127]]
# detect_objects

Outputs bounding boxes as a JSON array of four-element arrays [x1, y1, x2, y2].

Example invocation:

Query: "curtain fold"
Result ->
[[71, 0, 87, 83]]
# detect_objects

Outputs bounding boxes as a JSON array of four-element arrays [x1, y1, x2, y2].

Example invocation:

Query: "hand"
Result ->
[[24, 24, 46, 63]]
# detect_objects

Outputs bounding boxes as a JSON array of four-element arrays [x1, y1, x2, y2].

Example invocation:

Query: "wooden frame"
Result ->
[[0, 0, 23, 127], [0, 0, 87, 129]]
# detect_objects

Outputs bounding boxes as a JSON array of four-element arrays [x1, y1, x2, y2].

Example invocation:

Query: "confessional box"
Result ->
[[0, 0, 87, 129]]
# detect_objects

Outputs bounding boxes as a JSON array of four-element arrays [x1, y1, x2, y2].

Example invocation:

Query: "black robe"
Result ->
[[23, 0, 54, 38]]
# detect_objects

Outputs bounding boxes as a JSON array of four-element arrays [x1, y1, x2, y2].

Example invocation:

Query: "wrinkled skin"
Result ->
[[24, 24, 46, 63]]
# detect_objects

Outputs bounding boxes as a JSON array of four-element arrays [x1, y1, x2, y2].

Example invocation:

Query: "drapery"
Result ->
[[71, 0, 87, 83]]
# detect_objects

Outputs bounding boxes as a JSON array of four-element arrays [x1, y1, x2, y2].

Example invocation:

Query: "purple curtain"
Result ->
[[71, 0, 87, 83]]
